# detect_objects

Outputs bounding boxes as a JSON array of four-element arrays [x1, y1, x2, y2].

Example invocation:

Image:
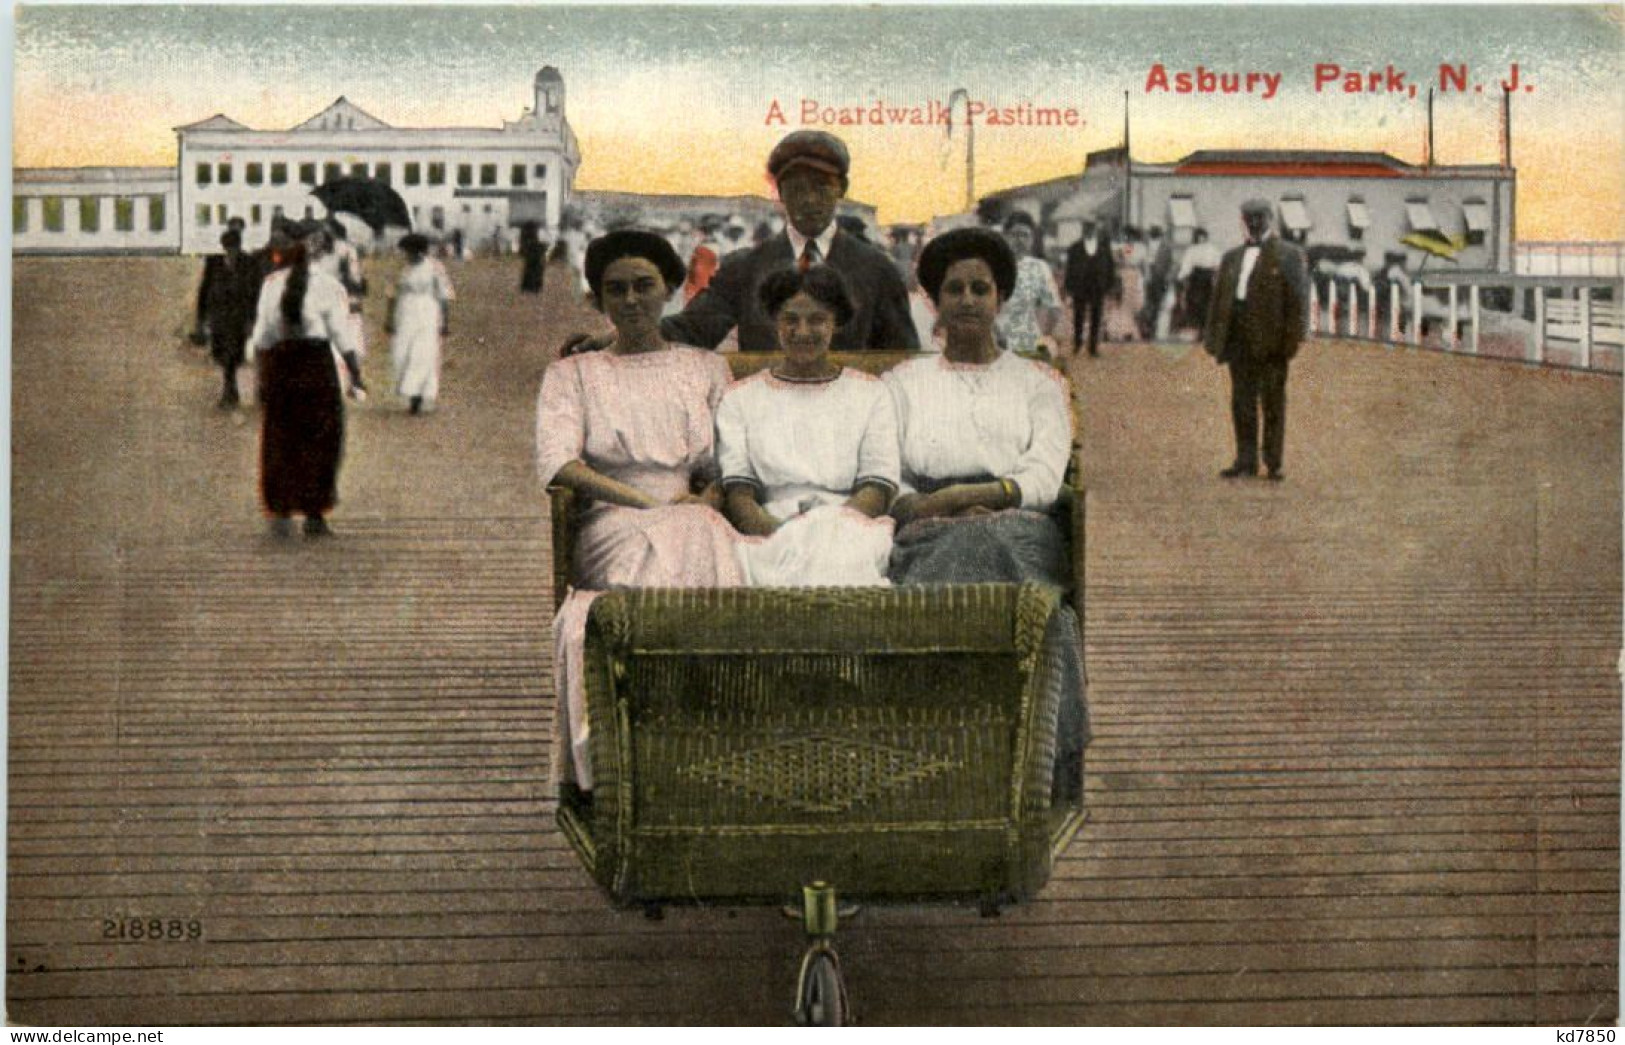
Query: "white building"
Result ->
[[174, 67, 579, 254], [13, 167, 179, 255]]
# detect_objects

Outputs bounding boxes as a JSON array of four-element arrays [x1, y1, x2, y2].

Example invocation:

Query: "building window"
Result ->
[[13, 197, 28, 233], [480, 164, 498, 187], [1167, 195, 1197, 230], [351, 162, 368, 179], [375, 163, 391, 185], [1405, 199, 1439, 232], [534, 163, 547, 181], [216, 204, 229, 225], [512, 164, 527, 187], [324, 162, 343, 184], [195, 203, 211, 228], [80, 197, 100, 233], [149, 196, 165, 232], [271, 162, 288, 185], [483, 204, 493, 214], [431, 205, 445, 230], [246, 162, 264, 186], [196, 162, 212, 186], [115, 198, 136, 232], [304, 205, 315, 219], [1462, 198, 1490, 246], [428, 163, 446, 186], [462, 203, 472, 214], [272, 205, 284, 221], [1278, 197, 1312, 242], [1346, 197, 1370, 242], [43, 197, 64, 232], [251, 204, 263, 225], [457, 164, 474, 187], [217, 162, 233, 185], [299, 163, 317, 185], [405, 162, 422, 186]]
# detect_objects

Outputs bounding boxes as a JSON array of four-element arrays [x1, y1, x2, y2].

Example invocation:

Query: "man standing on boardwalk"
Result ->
[[662, 130, 917, 352], [1063, 219, 1115, 357], [565, 131, 917, 355], [1203, 199, 1309, 482]]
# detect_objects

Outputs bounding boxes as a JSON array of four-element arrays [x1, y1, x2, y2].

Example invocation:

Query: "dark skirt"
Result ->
[[888, 508, 1089, 802], [258, 338, 344, 517]]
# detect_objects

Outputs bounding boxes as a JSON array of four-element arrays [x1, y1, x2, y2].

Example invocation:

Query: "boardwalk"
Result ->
[[8, 256, 1619, 1025]]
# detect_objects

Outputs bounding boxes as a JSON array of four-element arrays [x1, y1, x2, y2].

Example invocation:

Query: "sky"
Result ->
[[12, 4, 1624, 237]]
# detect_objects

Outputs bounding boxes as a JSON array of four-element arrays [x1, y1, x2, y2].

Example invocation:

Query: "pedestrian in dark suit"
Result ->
[[564, 131, 917, 355], [661, 131, 917, 352], [198, 229, 264, 408], [1062, 219, 1114, 357], [1203, 199, 1309, 482]]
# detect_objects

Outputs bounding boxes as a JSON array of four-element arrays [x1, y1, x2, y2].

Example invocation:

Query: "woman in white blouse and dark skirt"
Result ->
[[885, 226, 1088, 800], [248, 220, 364, 538]]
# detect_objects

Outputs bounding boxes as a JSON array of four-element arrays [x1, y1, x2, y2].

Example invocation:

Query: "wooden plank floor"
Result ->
[[8, 257, 1619, 1025]]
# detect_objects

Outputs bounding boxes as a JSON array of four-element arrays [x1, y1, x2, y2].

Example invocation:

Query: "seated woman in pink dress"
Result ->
[[536, 230, 743, 795]]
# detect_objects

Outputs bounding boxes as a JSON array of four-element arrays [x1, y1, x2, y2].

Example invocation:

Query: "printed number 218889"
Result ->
[[102, 918, 203, 941]]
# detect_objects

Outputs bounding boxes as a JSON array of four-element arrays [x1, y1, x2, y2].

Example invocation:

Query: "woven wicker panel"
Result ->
[[626, 661, 1017, 828]]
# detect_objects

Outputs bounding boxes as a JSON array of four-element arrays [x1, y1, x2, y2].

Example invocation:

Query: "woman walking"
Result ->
[[388, 233, 455, 415], [247, 220, 363, 538]]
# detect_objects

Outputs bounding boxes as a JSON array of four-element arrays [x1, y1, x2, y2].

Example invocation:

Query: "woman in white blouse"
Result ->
[[885, 227, 1074, 588], [247, 219, 365, 539], [886, 227, 1087, 801], [715, 265, 899, 587]]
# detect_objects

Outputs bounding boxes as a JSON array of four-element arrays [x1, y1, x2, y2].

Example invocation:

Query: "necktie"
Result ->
[[799, 241, 821, 273]]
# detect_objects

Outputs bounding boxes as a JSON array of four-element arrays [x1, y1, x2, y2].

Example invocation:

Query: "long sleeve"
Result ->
[[1007, 370, 1072, 511], [855, 384, 900, 491], [196, 257, 217, 324], [661, 251, 750, 350], [534, 361, 585, 488], [247, 276, 283, 359], [867, 261, 921, 350], [881, 370, 917, 496]]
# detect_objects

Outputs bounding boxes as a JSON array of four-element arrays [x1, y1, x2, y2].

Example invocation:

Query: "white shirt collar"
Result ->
[[786, 224, 837, 265]]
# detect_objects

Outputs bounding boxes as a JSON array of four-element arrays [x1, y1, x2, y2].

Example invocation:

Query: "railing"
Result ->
[[1514, 242, 1625, 278], [1307, 278, 1623, 374]]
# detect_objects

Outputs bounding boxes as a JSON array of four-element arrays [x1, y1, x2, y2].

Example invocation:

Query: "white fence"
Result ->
[[1515, 242, 1624, 278], [1308, 278, 1623, 373]]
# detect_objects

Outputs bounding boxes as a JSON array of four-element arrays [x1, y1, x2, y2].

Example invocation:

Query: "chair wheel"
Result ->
[[792, 949, 847, 1027]]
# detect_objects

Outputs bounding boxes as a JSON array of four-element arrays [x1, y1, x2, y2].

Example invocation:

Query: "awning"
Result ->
[[1052, 184, 1122, 222], [1346, 199, 1370, 229], [1462, 199, 1491, 232], [1405, 200, 1439, 232], [1279, 198, 1312, 232], [1167, 196, 1197, 228]]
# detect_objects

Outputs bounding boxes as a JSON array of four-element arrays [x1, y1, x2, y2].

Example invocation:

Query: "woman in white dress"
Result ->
[[715, 265, 899, 587], [536, 229, 743, 794], [247, 219, 365, 538], [388, 233, 455, 415], [887, 227, 1088, 800]]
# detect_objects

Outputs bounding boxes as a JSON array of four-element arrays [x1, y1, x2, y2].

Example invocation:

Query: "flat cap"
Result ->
[[1240, 198, 1274, 218], [767, 130, 850, 181]]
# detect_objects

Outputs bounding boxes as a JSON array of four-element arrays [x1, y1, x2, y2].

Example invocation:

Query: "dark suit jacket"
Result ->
[[1203, 237, 1309, 365], [661, 230, 918, 352], [197, 253, 264, 335], [1063, 236, 1115, 298]]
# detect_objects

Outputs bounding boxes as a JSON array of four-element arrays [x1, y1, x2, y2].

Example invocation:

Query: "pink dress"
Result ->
[[536, 346, 744, 789]]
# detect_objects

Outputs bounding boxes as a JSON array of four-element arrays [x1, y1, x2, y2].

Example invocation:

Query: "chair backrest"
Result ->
[[573, 583, 1071, 904]]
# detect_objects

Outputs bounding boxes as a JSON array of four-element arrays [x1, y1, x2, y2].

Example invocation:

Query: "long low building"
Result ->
[[13, 68, 582, 256], [13, 167, 179, 255], [987, 145, 1517, 276]]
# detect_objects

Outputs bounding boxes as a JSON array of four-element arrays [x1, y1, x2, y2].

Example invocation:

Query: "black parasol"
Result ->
[[310, 177, 412, 233]]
